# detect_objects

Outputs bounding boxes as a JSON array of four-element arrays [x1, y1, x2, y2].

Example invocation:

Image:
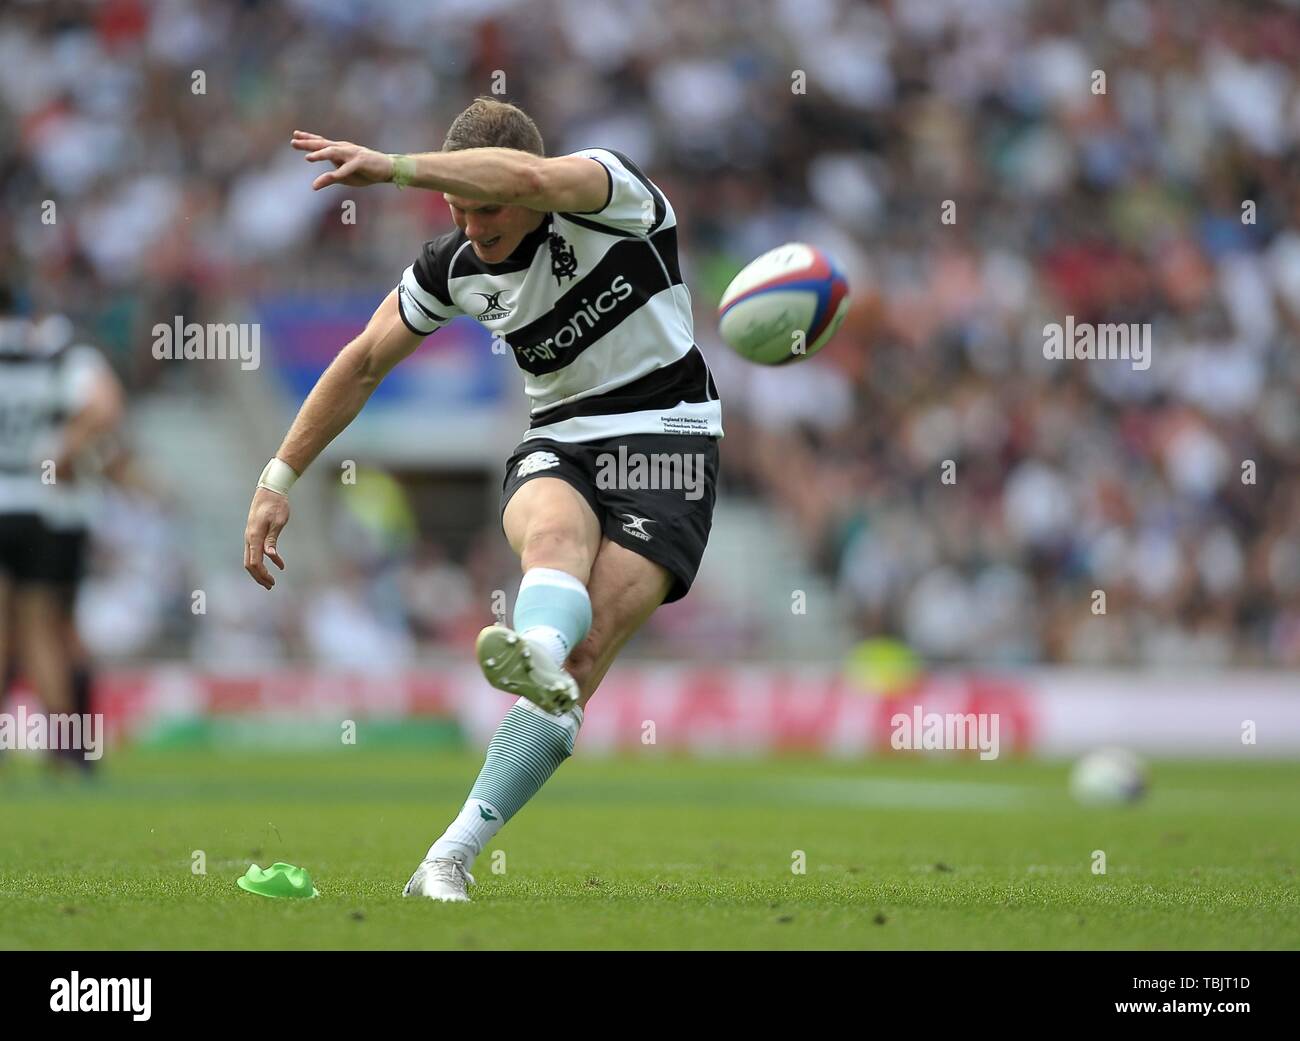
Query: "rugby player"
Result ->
[[243, 98, 722, 901], [0, 296, 123, 770]]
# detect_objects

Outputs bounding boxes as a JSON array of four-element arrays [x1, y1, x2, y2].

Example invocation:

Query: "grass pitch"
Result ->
[[1, 748, 1297, 950]]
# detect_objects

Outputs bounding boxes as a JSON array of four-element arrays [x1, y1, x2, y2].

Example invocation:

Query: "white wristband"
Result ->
[[257, 457, 299, 496]]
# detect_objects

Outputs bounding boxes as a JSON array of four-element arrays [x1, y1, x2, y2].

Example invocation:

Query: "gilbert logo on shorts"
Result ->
[[516, 451, 560, 478], [620, 513, 655, 541]]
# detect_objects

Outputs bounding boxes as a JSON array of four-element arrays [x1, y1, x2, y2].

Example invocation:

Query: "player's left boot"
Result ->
[[403, 857, 475, 902], [475, 624, 579, 716]]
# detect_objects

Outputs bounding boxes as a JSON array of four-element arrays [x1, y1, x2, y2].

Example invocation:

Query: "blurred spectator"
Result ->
[[2, 0, 1298, 666]]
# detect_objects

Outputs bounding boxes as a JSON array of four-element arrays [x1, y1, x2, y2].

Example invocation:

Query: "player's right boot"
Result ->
[[475, 624, 580, 716]]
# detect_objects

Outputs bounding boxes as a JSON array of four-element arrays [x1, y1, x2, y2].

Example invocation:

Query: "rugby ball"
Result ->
[[1069, 747, 1149, 806], [717, 243, 850, 365]]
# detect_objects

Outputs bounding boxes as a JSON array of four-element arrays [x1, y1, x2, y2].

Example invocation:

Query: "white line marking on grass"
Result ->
[[774, 778, 1037, 811]]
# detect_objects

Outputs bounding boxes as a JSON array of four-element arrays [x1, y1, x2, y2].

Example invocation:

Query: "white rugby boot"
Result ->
[[475, 624, 579, 716], [403, 857, 475, 902]]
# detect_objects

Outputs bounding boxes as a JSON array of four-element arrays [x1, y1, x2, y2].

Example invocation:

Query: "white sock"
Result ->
[[520, 624, 570, 668], [425, 797, 506, 871]]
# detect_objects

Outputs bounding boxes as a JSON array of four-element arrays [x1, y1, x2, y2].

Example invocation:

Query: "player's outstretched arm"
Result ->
[[291, 131, 396, 190], [243, 288, 424, 589], [290, 130, 607, 212]]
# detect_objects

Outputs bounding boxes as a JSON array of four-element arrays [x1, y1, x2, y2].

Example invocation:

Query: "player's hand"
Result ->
[[244, 487, 291, 590], [291, 130, 395, 190]]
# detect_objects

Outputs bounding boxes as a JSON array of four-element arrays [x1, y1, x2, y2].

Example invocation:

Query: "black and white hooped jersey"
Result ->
[[396, 147, 722, 444], [0, 319, 108, 524]]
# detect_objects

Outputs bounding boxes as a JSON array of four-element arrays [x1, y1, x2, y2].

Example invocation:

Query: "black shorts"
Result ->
[[0, 513, 46, 584], [0, 514, 86, 587], [501, 433, 720, 604], [40, 524, 89, 589]]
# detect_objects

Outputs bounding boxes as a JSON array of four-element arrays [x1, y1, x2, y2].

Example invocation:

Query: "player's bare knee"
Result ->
[[519, 520, 591, 574]]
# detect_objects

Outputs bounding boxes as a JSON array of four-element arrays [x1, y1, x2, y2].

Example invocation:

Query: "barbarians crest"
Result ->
[[548, 231, 578, 285]]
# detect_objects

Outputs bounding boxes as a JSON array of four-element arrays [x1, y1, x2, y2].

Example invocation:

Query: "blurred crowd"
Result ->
[[3, 0, 1299, 667]]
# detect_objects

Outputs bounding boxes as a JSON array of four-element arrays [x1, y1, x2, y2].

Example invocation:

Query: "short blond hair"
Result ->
[[442, 97, 545, 156]]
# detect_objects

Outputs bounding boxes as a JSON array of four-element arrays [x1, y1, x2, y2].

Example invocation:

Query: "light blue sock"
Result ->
[[513, 566, 592, 667]]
